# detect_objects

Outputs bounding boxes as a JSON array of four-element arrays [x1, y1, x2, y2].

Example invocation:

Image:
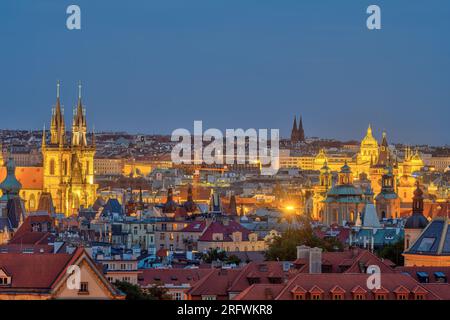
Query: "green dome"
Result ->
[[0, 157, 22, 198]]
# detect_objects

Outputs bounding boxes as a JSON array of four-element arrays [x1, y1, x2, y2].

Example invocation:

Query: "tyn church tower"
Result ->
[[42, 81, 97, 216]]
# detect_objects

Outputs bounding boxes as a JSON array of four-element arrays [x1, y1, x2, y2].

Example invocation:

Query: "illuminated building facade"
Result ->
[[42, 82, 97, 216]]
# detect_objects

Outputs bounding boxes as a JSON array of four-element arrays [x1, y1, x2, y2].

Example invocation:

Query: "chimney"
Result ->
[[296, 245, 310, 260], [309, 247, 322, 274]]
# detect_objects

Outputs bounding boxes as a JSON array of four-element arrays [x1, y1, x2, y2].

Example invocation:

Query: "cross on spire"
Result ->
[[56, 80, 60, 98]]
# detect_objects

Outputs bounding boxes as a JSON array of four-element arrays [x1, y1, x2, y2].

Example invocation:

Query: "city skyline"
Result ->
[[1, 0, 449, 145]]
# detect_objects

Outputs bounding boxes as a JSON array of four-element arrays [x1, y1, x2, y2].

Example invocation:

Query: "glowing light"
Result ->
[[285, 205, 295, 211]]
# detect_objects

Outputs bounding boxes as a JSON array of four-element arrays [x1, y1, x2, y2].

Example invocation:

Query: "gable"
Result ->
[[52, 252, 122, 300]]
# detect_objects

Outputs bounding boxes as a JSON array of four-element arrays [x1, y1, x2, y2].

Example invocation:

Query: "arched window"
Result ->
[[86, 161, 90, 174], [334, 210, 339, 223], [63, 159, 68, 176], [49, 159, 55, 175]]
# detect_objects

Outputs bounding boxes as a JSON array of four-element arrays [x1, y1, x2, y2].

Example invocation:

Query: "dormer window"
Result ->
[[293, 293, 305, 300], [0, 276, 11, 286], [397, 293, 408, 300], [247, 277, 260, 285], [415, 293, 425, 300], [0, 268, 12, 286], [351, 286, 367, 300], [394, 285, 410, 300]]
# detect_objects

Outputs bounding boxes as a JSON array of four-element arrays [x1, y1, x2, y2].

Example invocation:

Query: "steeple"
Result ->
[[380, 166, 395, 193], [91, 125, 96, 147], [72, 81, 88, 147], [291, 116, 299, 143], [42, 125, 46, 149], [376, 131, 389, 166], [298, 115, 305, 142], [405, 182, 428, 229], [50, 80, 66, 145], [319, 161, 332, 188], [338, 161, 353, 185]]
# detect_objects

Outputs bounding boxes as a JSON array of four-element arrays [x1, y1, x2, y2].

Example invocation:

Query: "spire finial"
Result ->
[[56, 80, 60, 98], [367, 123, 372, 136], [78, 80, 82, 99], [42, 124, 46, 147]]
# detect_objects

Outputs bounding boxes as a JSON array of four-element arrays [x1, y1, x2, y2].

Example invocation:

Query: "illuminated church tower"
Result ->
[[42, 81, 97, 216]]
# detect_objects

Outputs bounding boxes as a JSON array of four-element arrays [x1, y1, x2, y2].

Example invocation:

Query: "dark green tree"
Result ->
[[376, 239, 404, 266], [201, 248, 227, 263], [226, 254, 242, 265], [265, 224, 343, 261], [114, 280, 171, 300]]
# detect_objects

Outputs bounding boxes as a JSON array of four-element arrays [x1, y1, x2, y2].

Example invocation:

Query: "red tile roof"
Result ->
[[181, 221, 207, 233], [228, 261, 297, 293], [198, 221, 253, 242], [139, 269, 211, 287], [9, 214, 55, 245], [235, 273, 444, 300], [0, 253, 72, 289], [0, 166, 43, 190], [188, 269, 241, 297], [396, 266, 450, 283], [293, 248, 395, 274]]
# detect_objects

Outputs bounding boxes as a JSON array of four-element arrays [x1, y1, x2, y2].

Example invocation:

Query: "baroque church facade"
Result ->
[[41, 82, 97, 216]]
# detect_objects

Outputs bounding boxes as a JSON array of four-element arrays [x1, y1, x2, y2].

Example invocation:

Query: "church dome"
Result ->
[[0, 157, 22, 196], [360, 124, 379, 148], [326, 184, 363, 198], [404, 214, 428, 229]]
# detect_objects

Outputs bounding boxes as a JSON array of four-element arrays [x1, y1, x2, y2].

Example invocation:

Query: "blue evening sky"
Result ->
[[0, 0, 449, 145]]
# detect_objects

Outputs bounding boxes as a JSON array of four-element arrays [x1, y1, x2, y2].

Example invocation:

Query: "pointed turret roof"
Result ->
[[74, 81, 86, 127]]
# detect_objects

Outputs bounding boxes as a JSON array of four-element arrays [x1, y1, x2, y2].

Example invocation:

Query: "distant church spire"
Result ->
[[291, 115, 305, 143], [298, 115, 305, 142], [291, 116, 298, 143]]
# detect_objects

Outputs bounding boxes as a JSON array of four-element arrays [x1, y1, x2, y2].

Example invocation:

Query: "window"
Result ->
[[415, 294, 425, 300], [293, 293, 305, 300], [354, 294, 365, 300], [311, 294, 322, 300], [397, 293, 408, 300], [202, 295, 216, 300], [332, 294, 343, 300], [417, 237, 436, 252], [173, 292, 182, 300], [49, 159, 55, 175], [79, 282, 89, 294], [0, 277, 11, 285], [375, 294, 386, 300]]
